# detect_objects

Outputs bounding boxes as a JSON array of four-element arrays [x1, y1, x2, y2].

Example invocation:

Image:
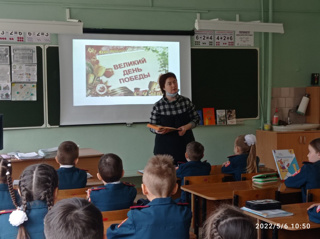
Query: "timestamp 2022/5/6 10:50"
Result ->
[[256, 223, 311, 230]]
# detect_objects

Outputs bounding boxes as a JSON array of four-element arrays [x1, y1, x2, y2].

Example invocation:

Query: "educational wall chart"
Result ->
[[0, 31, 24, 42], [0, 31, 50, 43], [11, 83, 37, 101], [194, 30, 214, 46], [11, 46, 37, 101], [235, 31, 254, 46], [25, 32, 51, 43], [193, 30, 254, 47], [0, 46, 11, 100], [215, 31, 235, 46], [0, 45, 38, 101], [11, 64, 37, 82]]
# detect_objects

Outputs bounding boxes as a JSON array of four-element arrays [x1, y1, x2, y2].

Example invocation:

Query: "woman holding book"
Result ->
[[149, 72, 200, 165]]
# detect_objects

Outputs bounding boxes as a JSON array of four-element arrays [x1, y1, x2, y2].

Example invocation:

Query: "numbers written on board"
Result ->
[[26, 32, 51, 43], [214, 31, 235, 46], [195, 35, 213, 41], [194, 30, 214, 46], [0, 31, 24, 42], [216, 35, 233, 41]]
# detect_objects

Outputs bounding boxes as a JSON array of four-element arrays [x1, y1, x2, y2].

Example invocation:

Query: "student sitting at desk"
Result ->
[[0, 164, 58, 239], [285, 138, 320, 202], [87, 153, 137, 211], [0, 158, 20, 210], [56, 141, 87, 190], [176, 141, 211, 203], [107, 155, 192, 239], [202, 204, 257, 239], [221, 134, 259, 181], [44, 198, 104, 239]]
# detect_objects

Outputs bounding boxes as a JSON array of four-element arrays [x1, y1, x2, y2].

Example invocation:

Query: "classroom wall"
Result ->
[[1, 0, 320, 176]]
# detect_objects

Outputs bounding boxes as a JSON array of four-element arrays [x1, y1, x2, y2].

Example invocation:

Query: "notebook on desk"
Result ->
[[15, 152, 44, 160], [241, 207, 293, 218]]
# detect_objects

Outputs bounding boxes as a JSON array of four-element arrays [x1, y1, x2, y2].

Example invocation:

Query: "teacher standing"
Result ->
[[149, 72, 200, 165]]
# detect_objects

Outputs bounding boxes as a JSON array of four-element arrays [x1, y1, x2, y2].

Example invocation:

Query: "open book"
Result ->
[[147, 124, 180, 132], [272, 149, 299, 180], [241, 207, 293, 218]]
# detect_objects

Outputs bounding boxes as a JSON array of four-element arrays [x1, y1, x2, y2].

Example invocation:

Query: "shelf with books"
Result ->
[[197, 108, 238, 126]]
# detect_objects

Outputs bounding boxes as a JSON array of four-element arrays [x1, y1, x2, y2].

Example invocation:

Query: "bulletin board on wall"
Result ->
[[0, 45, 60, 128], [191, 48, 259, 119], [0, 46, 44, 128]]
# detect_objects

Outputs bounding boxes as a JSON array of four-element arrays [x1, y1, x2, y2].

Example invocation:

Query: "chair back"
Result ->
[[101, 208, 130, 222], [307, 188, 320, 202], [57, 188, 87, 201], [233, 188, 278, 207], [210, 165, 222, 175], [184, 174, 226, 185]]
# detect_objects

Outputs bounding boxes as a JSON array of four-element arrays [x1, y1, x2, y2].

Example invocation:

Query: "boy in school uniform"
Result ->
[[176, 141, 211, 203], [107, 155, 192, 239], [87, 153, 137, 211], [56, 141, 87, 190], [44, 198, 104, 239]]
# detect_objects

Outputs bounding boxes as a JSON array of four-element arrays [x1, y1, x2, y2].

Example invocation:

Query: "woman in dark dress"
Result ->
[[149, 72, 200, 165]]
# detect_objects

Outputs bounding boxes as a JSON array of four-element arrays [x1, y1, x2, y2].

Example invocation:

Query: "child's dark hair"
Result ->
[[202, 204, 257, 239], [310, 138, 320, 153], [186, 141, 204, 161], [235, 135, 257, 173], [98, 153, 123, 183], [0, 158, 18, 207], [12, 164, 58, 239], [56, 141, 79, 165], [44, 198, 104, 239], [143, 155, 177, 197], [158, 72, 176, 95], [57, 141, 79, 165]]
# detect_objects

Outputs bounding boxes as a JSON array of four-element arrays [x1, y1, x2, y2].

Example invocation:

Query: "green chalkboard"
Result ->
[[0, 46, 44, 128], [191, 48, 259, 119], [46, 46, 60, 126]]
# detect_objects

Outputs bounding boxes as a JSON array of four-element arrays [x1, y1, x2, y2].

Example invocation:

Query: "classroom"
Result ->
[[1, 0, 320, 238], [1, 0, 318, 177]]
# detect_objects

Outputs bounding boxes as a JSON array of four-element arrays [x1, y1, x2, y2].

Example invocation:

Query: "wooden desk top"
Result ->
[[181, 180, 299, 201], [10, 148, 103, 180], [244, 202, 320, 231], [104, 219, 123, 238], [10, 148, 103, 163]]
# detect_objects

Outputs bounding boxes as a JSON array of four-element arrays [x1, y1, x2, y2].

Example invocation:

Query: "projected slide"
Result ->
[[73, 40, 180, 106], [59, 33, 190, 125]]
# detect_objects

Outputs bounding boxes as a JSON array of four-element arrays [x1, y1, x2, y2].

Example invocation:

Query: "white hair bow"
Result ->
[[9, 209, 28, 227], [244, 134, 256, 146]]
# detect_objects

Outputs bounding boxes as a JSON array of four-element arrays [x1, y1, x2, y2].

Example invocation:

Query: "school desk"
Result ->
[[10, 148, 103, 180], [243, 202, 320, 239], [104, 219, 123, 238], [181, 180, 301, 236], [210, 164, 276, 175]]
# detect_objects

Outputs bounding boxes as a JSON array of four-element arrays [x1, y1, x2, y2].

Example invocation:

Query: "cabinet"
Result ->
[[256, 130, 320, 170]]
